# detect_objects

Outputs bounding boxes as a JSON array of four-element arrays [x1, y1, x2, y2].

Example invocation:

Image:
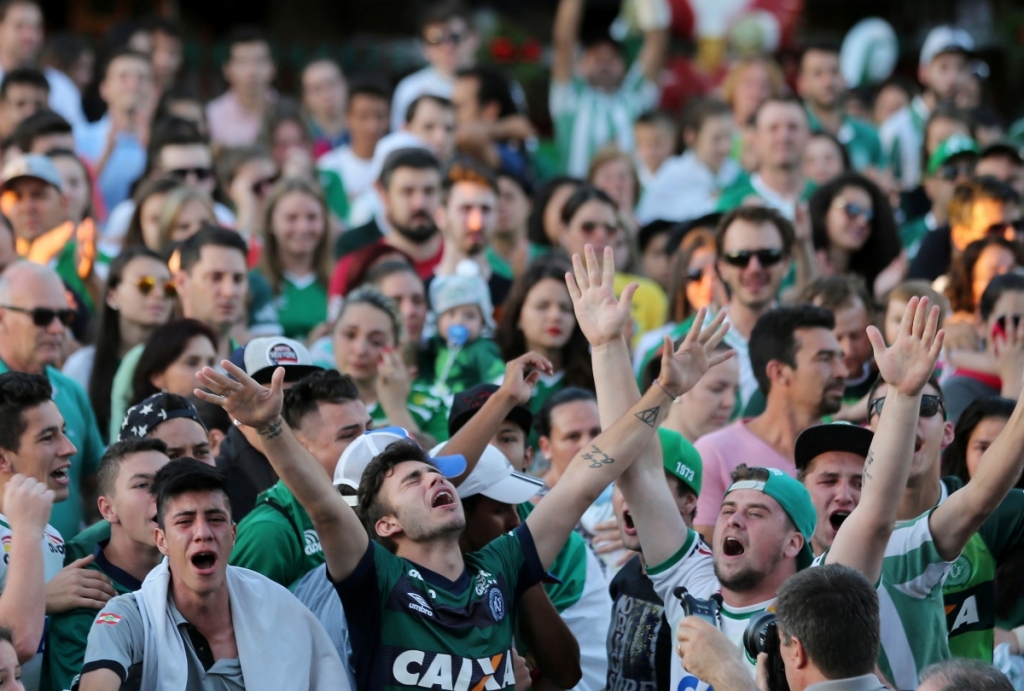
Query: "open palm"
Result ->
[[195, 362, 284, 429], [868, 296, 944, 396], [659, 308, 733, 399], [565, 245, 637, 347]]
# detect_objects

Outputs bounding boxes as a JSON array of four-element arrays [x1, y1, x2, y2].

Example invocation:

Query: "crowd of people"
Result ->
[[0, 0, 1024, 689]]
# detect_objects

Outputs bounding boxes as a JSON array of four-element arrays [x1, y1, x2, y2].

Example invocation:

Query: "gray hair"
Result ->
[[919, 659, 1013, 691]]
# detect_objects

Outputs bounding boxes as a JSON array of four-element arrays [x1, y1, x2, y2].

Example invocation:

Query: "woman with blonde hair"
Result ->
[[721, 57, 785, 130], [157, 185, 217, 252], [258, 177, 333, 339]]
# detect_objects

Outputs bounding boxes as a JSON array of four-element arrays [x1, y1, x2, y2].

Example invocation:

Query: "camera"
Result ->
[[673, 587, 723, 628], [743, 611, 790, 691]]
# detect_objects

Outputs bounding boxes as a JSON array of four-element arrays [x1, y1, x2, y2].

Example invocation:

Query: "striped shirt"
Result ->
[[550, 63, 659, 176]]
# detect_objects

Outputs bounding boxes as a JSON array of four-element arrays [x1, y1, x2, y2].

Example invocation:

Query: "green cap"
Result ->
[[659, 427, 702, 496], [725, 468, 817, 569], [926, 134, 979, 175]]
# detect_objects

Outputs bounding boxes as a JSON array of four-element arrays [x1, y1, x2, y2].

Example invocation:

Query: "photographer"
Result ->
[[676, 564, 888, 691]]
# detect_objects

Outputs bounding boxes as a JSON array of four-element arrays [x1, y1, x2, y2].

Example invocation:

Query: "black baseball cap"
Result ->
[[794, 422, 874, 471], [448, 384, 533, 439]]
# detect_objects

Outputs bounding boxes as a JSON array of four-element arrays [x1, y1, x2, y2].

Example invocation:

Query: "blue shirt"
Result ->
[[75, 115, 146, 214]]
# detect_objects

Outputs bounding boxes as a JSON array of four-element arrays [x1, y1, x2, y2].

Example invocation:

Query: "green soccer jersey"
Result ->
[[336, 524, 544, 691], [230, 481, 324, 589], [367, 382, 450, 443], [421, 336, 507, 403], [715, 174, 816, 218], [273, 274, 329, 340]]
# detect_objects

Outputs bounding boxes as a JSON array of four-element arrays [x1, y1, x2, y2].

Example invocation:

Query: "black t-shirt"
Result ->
[[215, 426, 277, 522], [908, 224, 952, 281], [606, 555, 671, 691]]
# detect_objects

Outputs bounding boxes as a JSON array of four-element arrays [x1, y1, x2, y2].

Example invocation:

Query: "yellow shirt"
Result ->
[[614, 272, 668, 344]]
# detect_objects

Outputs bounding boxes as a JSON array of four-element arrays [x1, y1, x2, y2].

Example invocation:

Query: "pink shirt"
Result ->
[[206, 91, 272, 147], [693, 419, 796, 527]]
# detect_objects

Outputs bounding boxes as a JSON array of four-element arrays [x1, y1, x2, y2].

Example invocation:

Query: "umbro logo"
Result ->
[[407, 592, 434, 617]]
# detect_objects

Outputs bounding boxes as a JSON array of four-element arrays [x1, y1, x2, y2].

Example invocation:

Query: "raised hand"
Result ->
[[3, 475, 54, 537], [377, 348, 413, 411], [659, 308, 733, 399], [867, 296, 944, 396], [500, 352, 554, 406], [565, 244, 638, 347], [195, 361, 284, 432], [992, 316, 1024, 401], [45, 555, 117, 613]]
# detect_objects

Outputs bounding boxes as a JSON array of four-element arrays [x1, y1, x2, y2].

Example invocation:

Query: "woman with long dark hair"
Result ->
[[942, 396, 1018, 483], [809, 171, 904, 300], [496, 255, 594, 424], [526, 176, 582, 250], [62, 246, 175, 441]]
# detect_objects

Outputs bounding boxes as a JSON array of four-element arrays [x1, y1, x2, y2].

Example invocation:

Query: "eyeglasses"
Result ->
[[1, 305, 76, 327], [579, 221, 619, 235], [167, 167, 213, 182], [985, 220, 1024, 237], [721, 248, 784, 269], [835, 202, 874, 222], [867, 394, 945, 420], [938, 162, 975, 182], [424, 29, 465, 46], [251, 175, 280, 196], [135, 276, 177, 298], [686, 266, 713, 282]]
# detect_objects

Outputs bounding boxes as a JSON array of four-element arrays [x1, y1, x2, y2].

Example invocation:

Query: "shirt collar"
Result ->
[[805, 674, 887, 691], [95, 539, 144, 592]]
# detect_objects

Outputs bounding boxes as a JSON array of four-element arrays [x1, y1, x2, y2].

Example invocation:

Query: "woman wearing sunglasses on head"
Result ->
[[809, 171, 905, 301], [61, 247, 176, 442]]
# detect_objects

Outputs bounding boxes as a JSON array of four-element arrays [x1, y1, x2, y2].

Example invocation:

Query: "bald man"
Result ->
[[0, 262, 103, 539]]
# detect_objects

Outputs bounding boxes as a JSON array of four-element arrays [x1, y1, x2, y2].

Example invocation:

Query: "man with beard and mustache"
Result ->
[[693, 304, 847, 543], [330, 148, 443, 298], [429, 161, 512, 308]]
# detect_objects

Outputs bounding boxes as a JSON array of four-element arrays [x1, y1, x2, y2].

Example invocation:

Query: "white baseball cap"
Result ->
[[434, 443, 546, 505], [334, 427, 467, 506], [228, 336, 322, 384], [919, 26, 973, 67]]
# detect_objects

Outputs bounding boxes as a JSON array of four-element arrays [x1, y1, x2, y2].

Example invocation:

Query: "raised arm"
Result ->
[[826, 297, 943, 584], [552, 0, 583, 83], [0, 476, 52, 662], [931, 329, 1024, 560], [526, 317, 731, 569], [633, 0, 671, 82], [196, 364, 369, 582]]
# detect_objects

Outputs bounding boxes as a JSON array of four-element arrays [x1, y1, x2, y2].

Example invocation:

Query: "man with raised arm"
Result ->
[[194, 313, 729, 691], [823, 298, 1024, 689]]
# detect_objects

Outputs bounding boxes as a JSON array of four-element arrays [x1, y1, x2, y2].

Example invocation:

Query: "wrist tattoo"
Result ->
[[583, 444, 615, 469], [257, 417, 283, 439], [635, 406, 660, 428]]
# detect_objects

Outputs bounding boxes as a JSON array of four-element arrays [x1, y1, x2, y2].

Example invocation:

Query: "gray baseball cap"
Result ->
[[1, 154, 63, 193]]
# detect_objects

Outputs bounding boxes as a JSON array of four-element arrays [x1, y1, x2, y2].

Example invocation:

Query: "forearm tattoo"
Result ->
[[634, 406, 660, 428], [583, 444, 615, 469], [257, 417, 283, 439]]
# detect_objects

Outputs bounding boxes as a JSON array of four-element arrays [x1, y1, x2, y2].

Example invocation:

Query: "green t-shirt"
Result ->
[[899, 214, 936, 261], [318, 168, 350, 225], [274, 274, 328, 340], [516, 502, 588, 612], [41, 538, 138, 691], [420, 336, 506, 403], [367, 382, 450, 444], [335, 524, 544, 690], [485, 246, 514, 281], [715, 175, 816, 215], [520, 371, 566, 451], [804, 106, 886, 171], [230, 481, 324, 589], [0, 360, 104, 540], [247, 270, 283, 336]]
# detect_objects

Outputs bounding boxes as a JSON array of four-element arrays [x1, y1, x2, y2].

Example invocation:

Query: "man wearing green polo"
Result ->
[[0, 261, 103, 539]]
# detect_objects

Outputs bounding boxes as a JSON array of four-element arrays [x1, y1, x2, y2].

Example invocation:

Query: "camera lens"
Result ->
[[743, 610, 776, 660]]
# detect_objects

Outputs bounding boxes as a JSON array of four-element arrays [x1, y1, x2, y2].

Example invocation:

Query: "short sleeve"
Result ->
[[883, 511, 955, 598], [619, 62, 659, 110], [230, 509, 303, 587], [80, 595, 144, 683], [647, 531, 718, 632]]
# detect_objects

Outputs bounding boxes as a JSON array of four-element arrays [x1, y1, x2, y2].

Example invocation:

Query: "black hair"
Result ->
[[979, 273, 1024, 321], [364, 259, 420, 288], [153, 86, 204, 128], [101, 47, 150, 81], [807, 130, 852, 170], [283, 370, 361, 430], [379, 147, 441, 189], [420, 0, 473, 33], [130, 319, 218, 406], [749, 305, 835, 396], [636, 109, 676, 130], [942, 396, 1017, 483], [0, 67, 48, 99], [535, 387, 596, 439], [146, 116, 207, 172], [919, 659, 1014, 691], [188, 394, 232, 434], [142, 16, 183, 40], [336, 286, 404, 345], [89, 246, 165, 440], [347, 80, 391, 110], [496, 256, 594, 392], [455, 66, 517, 120], [0, 372, 52, 453], [714, 205, 796, 259], [258, 97, 310, 152], [405, 94, 453, 126], [775, 564, 880, 679], [798, 274, 873, 313], [867, 374, 943, 417], [225, 26, 269, 61], [809, 172, 902, 293], [152, 457, 230, 528], [10, 110, 71, 153], [946, 237, 1024, 314], [357, 439, 435, 552], [681, 98, 731, 139], [559, 184, 617, 225], [178, 225, 247, 273], [97, 437, 168, 497], [798, 40, 842, 70], [751, 95, 807, 129], [526, 176, 581, 247], [44, 147, 93, 218], [40, 32, 90, 75]]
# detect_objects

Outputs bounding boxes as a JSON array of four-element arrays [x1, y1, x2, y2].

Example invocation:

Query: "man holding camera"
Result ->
[[675, 564, 889, 691]]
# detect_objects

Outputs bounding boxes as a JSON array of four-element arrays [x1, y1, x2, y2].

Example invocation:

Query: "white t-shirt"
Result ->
[[390, 66, 453, 133], [318, 146, 375, 201], [61, 345, 95, 393], [0, 513, 66, 691]]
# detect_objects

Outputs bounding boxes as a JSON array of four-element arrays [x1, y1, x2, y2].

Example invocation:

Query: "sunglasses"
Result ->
[[135, 276, 177, 298], [986, 220, 1024, 237], [938, 162, 975, 182], [1, 305, 75, 327], [836, 202, 874, 222], [425, 29, 465, 46], [167, 167, 213, 182], [868, 394, 945, 420], [579, 221, 619, 235], [721, 248, 784, 269], [251, 174, 280, 196]]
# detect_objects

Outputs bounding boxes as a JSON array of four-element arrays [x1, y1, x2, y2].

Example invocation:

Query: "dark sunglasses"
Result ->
[[135, 276, 177, 298], [167, 167, 213, 182], [579, 221, 619, 235], [837, 202, 874, 222], [938, 162, 975, 182], [986, 220, 1024, 237], [251, 175, 280, 196], [425, 29, 465, 46], [868, 394, 945, 420], [721, 248, 784, 269], [1, 305, 75, 327]]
